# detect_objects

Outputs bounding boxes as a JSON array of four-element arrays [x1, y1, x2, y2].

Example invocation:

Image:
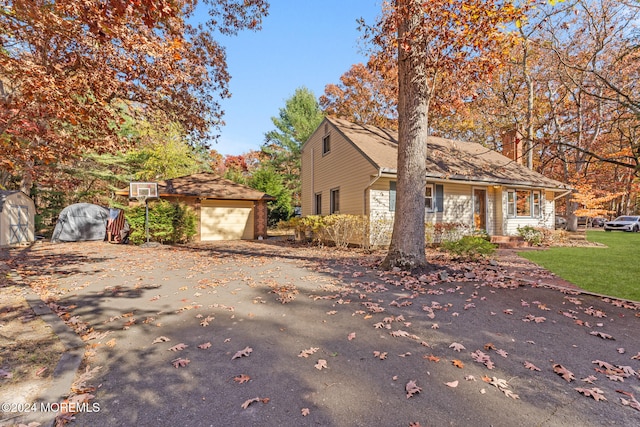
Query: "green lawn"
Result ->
[[518, 230, 640, 301]]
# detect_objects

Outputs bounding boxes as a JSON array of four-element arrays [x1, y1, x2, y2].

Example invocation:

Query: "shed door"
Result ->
[[9, 205, 30, 244], [201, 200, 254, 240]]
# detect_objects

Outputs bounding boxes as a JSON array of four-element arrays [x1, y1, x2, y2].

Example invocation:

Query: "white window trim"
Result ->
[[506, 189, 542, 218], [330, 187, 340, 214], [425, 183, 435, 212]]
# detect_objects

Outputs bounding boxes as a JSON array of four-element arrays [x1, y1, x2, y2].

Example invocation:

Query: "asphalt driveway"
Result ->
[[3, 240, 640, 426]]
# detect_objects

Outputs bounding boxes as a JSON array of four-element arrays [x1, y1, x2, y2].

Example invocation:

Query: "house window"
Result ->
[[315, 193, 322, 215], [330, 188, 340, 214], [425, 184, 434, 211], [389, 181, 396, 212], [322, 134, 331, 154], [507, 190, 516, 217], [516, 190, 531, 216], [507, 189, 541, 218], [532, 191, 541, 217]]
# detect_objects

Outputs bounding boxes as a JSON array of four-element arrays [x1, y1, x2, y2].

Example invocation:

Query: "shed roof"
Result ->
[[0, 190, 33, 212], [326, 117, 571, 191], [117, 173, 274, 200]]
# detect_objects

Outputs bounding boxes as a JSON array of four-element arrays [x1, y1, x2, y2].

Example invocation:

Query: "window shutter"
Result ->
[[435, 184, 444, 212], [389, 181, 396, 212]]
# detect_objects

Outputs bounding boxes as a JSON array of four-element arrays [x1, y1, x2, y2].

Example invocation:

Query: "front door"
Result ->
[[473, 189, 487, 231]]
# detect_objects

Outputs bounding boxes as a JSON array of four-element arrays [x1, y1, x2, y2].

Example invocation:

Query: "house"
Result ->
[[300, 117, 571, 243], [0, 190, 35, 246], [117, 173, 274, 241]]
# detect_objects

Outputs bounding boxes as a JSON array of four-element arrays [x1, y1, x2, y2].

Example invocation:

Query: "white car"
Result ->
[[603, 215, 640, 232]]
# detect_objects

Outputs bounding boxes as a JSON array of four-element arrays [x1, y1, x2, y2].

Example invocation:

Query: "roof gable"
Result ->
[[326, 117, 570, 190]]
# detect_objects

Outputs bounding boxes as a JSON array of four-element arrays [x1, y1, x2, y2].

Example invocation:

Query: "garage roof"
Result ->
[[117, 173, 274, 201]]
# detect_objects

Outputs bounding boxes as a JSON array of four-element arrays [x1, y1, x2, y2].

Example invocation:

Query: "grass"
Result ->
[[518, 230, 640, 301]]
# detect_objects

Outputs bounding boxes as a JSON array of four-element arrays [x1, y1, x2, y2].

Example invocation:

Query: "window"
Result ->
[[506, 189, 542, 218], [315, 193, 322, 215], [532, 191, 541, 217], [425, 184, 434, 211], [322, 134, 331, 154], [516, 190, 531, 216], [389, 181, 396, 212], [507, 191, 516, 217], [330, 188, 340, 214]]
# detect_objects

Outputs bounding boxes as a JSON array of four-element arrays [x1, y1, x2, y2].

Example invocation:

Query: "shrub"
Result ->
[[517, 225, 545, 246], [441, 236, 497, 260], [321, 214, 365, 249], [367, 212, 394, 248], [126, 199, 197, 245]]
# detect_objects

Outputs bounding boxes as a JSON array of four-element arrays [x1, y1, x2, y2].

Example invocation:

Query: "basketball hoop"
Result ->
[[135, 195, 148, 204]]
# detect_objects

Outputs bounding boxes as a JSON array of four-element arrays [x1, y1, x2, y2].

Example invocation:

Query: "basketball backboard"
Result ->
[[129, 182, 159, 199]]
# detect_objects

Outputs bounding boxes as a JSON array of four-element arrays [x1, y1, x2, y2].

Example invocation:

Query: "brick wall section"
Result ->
[[255, 199, 268, 239]]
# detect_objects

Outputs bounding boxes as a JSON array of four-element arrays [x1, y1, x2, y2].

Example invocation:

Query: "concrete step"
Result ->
[[490, 235, 528, 249]]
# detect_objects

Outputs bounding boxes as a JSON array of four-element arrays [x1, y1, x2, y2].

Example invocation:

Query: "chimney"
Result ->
[[501, 128, 523, 165]]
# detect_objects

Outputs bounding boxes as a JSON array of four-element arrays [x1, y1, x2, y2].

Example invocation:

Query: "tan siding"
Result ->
[[301, 121, 378, 216], [442, 183, 473, 227]]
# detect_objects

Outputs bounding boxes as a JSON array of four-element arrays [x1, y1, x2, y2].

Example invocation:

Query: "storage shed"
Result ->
[[0, 190, 35, 246]]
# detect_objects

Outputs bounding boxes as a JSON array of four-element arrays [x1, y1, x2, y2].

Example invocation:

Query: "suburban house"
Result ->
[[300, 117, 571, 243], [117, 173, 273, 241]]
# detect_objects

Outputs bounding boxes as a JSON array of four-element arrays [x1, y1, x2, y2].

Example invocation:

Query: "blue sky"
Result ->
[[205, 1, 382, 156]]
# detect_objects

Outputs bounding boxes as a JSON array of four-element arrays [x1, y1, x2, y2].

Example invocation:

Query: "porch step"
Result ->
[[490, 235, 528, 249]]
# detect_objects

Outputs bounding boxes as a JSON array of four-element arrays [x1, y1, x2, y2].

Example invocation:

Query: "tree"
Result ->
[[320, 61, 398, 129], [262, 87, 324, 207], [249, 166, 293, 226], [365, 0, 523, 270], [0, 0, 269, 192]]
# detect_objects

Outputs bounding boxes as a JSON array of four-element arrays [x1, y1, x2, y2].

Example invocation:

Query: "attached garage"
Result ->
[[117, 173, 273, 241], [0, 190, 36, 246], [201, 200, 255, 240]]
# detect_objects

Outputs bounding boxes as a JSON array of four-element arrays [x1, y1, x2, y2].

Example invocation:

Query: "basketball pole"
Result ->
[[145, 198, 150, 243]]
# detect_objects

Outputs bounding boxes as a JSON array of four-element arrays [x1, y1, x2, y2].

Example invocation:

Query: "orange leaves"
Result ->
[[452, 359, 464, 369]]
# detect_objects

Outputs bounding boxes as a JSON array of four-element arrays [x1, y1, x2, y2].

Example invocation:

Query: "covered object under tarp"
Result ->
[[51, 203, 111, 242]]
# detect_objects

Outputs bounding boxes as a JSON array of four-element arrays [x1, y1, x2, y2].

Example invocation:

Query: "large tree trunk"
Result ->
[[381, 1, 429, 270]]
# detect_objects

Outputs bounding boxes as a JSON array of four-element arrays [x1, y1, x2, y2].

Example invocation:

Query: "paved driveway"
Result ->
[[4, 240, 640, 426]]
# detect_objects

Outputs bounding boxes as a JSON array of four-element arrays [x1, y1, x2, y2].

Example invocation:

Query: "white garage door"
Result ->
[[201, 200, 254, 240]]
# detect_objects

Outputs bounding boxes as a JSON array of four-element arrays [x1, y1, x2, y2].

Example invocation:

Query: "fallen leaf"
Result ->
[[445, 380, 459, 388], [524, 361, 541, 371], [172, 358, 190, 368], [200, 315, 214, 327], [301, 408, 310, 416], [373, 351, 388, 360], [168, 343, 188, 352], [483, 343, 495, 351], [553, 364, 575, 382], [575, 387, 607, 401], [298, 347, 320, 358], [496, 349, 509, 358], [234, 374, 251, 384], [315, 359, 328, 370], [152, 336, 170, 344], [449, 342, 466, 352], [406, 380, 422, 398], [347, 332, 356, 341], [241, 397, 260, 409], [198, 342, 212, 349], [105, 338, 116, 348], [424, 354, 440, 362], [452, 359, 464, 369], [590, 331, 614, 340], [232, 346, 253, 360]]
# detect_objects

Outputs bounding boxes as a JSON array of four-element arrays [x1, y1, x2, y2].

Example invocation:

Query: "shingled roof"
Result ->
[[327, 117, 571, 191], [117, 173, 274, 200]]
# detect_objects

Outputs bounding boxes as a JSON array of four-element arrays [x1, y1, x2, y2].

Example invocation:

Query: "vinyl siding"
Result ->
[[301, 121, 378, 216], [501, 189, 556, 235]]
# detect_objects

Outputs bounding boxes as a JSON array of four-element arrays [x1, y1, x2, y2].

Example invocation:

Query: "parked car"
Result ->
[[555, 216, 567, 229], [577, 216, 589, 226], [603, 216, 640, 232], [592, 217, 606, 227]]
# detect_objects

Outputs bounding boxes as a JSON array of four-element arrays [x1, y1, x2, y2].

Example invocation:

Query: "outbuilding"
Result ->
[[0, 190, 35, 246], [118, 173, 274, 241]]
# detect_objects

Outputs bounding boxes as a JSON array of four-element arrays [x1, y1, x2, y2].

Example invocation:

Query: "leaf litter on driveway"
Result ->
[[6, 240, 640, 427]]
